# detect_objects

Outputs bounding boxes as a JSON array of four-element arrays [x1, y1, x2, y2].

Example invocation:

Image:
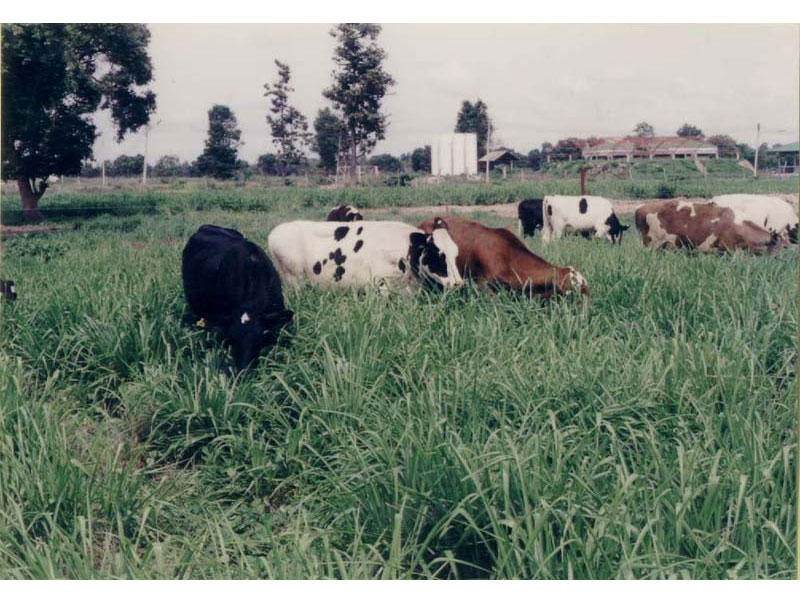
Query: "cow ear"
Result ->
[[409, 232, 427, 248], [432, 217, 448, 230]]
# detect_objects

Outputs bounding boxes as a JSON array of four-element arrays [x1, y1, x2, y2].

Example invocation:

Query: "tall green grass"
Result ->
[[0, 207, 796, 578]]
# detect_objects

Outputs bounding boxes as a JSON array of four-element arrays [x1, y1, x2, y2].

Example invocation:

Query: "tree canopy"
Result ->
[[677, 123, 704, 138], [633, 122, 655, 137], [264, 60, 312, 176], [1, 23, 156, 221], [256, 153, 279, 176], [196, 105, 242, 180], [313, 108, 345, 174], [108, 154, 145, 177], [707, 134, 740, 158], [368, 153, 402, 173], [152, 155, 183, 178], [455, 100, 492, 158], [410, 146, 431, 172], [323, 23, 395, 177]]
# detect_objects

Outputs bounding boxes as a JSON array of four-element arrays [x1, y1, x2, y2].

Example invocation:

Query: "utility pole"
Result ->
[[753, 122, 761, 178], [485, 121, 493, 183]]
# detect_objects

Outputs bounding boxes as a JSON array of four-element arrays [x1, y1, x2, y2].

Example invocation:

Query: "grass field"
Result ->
[[0, 192, 797, 578], [1, 167, 798, 225]]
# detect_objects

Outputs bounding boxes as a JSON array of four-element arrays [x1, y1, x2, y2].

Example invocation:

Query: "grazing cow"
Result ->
[[634, 200, 784, 254], [268, 219, 463, 294], [541, 195, 628, 244], [418, 216, 588, 301], [182, 224, 293, 370], [0, 280, 16, 301], [517, 198, 544, 238], [326, 204, 364, 222], [710, 194, 798, 244]]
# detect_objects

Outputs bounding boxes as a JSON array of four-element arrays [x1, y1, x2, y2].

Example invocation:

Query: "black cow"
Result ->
[[0, 280, 16, 302], [182, 225, 293, 370], [326, 205, 364, 222], [518, 198, 544, 238]]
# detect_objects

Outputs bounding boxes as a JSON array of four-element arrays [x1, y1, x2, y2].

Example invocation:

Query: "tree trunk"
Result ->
[[17, 179, 45, 223], [350, 126, 358, 184]]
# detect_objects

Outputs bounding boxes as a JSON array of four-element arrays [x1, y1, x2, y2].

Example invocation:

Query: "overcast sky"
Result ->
[[92, 23, 800, 164]]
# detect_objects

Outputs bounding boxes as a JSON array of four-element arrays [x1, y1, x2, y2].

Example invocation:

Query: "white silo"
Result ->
[[431, 133, 477, 176]]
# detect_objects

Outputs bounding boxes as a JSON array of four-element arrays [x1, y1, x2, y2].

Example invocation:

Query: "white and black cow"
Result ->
[[268, 218, 463, 294], [326, 205, 364, 222], [517, 198, 544, 238], [710, 194, 798, 244], [182, 224, 293, 370], [0, 280, 16, 302], [541, 195, 628, 244]]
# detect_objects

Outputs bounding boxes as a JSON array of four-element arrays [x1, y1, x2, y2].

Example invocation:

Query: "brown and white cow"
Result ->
[[418, 215, 588, 300], [634, 200, 784, 254]]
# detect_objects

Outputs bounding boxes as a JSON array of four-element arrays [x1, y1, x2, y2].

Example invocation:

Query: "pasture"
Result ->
[[0, 187, 797, 579]]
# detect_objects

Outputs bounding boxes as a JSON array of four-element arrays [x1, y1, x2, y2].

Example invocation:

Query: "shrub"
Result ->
[[656, 184, 677, 199]]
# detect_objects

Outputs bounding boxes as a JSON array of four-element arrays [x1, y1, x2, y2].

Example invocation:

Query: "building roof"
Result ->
[[767, 142, 799, 153], [583, 136, 718, 156], [478, 149, 523, 162]]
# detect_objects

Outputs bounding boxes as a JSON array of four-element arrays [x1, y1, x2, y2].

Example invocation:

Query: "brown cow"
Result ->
[[418, 216, 588, 300], [634, 200, 784, 254]]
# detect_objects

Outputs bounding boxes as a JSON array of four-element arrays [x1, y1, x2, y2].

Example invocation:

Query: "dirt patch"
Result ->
[[0, 223, 74, 237], [365, 193, 800, 220]]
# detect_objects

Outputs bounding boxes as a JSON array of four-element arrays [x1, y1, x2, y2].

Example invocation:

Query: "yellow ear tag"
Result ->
[[196, 318, 206, 328]]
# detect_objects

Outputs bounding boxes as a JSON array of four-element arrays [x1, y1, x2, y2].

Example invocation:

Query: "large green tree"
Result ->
[[313, 108, 345, 174], [1, 24, 156, 221], [196, 105, 242, 180], [323, 23, 395, 177], [264, 60, 312, 176], [455, 99, 492, 158]]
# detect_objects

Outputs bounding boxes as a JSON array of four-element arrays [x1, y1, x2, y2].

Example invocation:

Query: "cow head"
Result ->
[[560, 267, 589, 300], [226, 308, 294, 370], [787, 224, 798, 244], [605, 213, 629, 244], [327, 205, 363, 222], [766, 231, 788, 256], [408, 218, 463, 289], [0, 280, 16, 302]]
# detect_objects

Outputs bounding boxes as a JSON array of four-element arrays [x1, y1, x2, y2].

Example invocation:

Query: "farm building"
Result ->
[[477, 148, 525, 171], [582, 136, 719, 161], [767, 141, 799, 173]]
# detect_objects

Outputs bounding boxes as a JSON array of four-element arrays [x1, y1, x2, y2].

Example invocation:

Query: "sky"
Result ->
[[91, 23, 800, 165]]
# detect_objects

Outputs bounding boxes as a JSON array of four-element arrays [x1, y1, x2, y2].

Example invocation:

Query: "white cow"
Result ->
[[267, 218, 463, 294], [541, 195, 629, 244], [710, 194, 798, 244]]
